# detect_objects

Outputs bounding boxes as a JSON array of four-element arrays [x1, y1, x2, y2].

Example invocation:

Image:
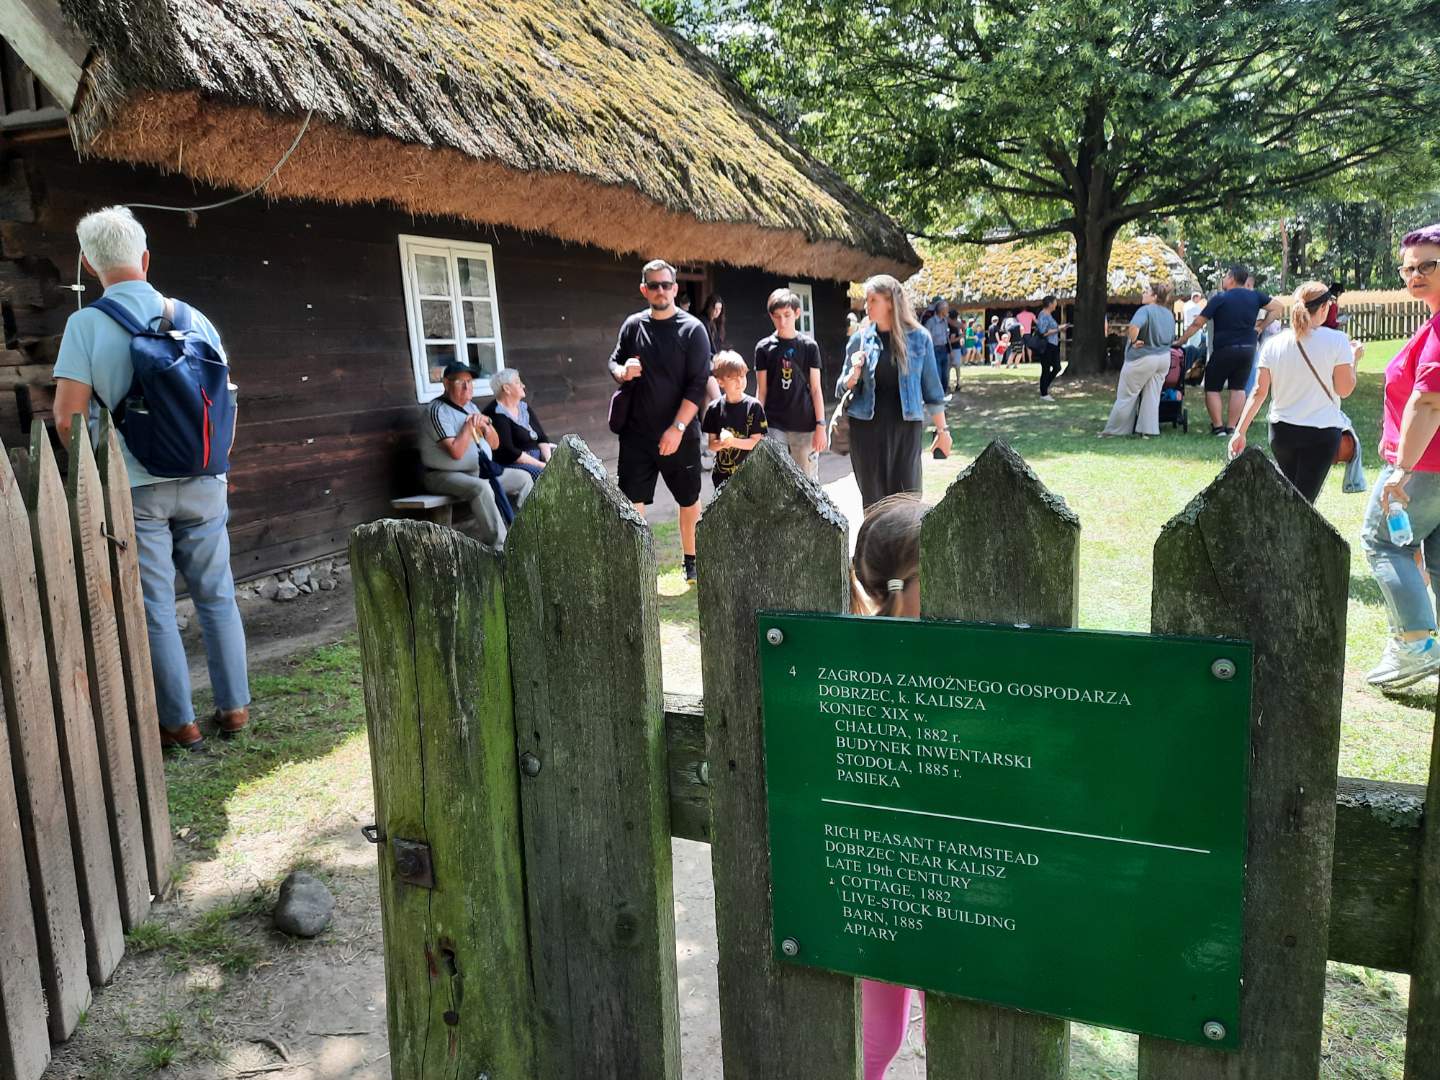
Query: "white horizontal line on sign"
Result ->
[[819, 798, 1212, 855]]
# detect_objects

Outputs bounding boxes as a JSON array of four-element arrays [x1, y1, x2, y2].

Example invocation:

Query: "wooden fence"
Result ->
[[353, 436, 1439, 1080], [1340, 300, 1428, 342], [0, 415, 172, 1080]]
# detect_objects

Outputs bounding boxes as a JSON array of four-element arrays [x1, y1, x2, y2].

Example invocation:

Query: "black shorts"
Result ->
[[1204, 345, 1256, 393], [617, 430, 702, 506]]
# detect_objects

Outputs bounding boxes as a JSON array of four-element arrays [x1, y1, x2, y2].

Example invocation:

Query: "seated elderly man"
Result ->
[[420, 362, 532, 549]]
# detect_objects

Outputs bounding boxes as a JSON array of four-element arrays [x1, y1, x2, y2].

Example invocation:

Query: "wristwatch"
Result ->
[[673, 421, 686, 432]]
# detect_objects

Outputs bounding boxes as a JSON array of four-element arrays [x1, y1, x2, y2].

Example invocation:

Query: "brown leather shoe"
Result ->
[[159, 722, 205, 751], [215, 706, 249, 738]]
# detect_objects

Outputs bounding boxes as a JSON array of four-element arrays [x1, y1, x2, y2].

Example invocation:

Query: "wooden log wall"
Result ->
[[0, 138, 850, 579], [0, 416, 170, 1080]]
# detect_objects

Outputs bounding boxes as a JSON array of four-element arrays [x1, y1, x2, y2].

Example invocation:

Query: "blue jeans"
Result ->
[[1361, 465, 1440, 635], [131, 476, 250, 729]]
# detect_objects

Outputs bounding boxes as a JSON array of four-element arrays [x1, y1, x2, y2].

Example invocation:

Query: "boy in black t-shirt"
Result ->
[[701, 351, 768, 489], [754, 288, 826, 480]]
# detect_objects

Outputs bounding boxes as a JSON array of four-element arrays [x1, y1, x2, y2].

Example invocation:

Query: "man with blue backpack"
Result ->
[[54, 206, 248, 752]]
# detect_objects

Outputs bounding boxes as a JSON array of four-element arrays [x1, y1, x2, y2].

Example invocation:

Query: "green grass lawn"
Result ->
[[152, 341, 1423, 1078]]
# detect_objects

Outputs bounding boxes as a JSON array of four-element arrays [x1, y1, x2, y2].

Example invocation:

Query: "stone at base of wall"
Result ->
[[171, 557, 351, 627]]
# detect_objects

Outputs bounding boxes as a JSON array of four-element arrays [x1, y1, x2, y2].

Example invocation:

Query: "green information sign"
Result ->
[[759, 612, 1250, 1050]]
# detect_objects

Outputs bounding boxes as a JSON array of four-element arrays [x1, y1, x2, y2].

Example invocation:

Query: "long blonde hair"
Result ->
[[850, 495, 926, 617], [1289, 281, 1333, 338], [863, 275, 923, 374]]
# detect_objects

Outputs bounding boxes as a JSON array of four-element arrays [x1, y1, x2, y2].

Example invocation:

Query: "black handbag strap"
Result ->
[[1295, 336, 1336, 403]]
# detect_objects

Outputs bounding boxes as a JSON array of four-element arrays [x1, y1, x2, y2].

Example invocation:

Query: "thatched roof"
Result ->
[[53, 0, 917, 282], [905, 235, 1198, 308]]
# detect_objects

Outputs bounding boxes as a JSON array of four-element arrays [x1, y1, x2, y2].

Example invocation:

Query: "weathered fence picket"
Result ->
[[503, 437, 681, 1080], [352, 518, 535, 1078], [1406, 706, 1440, 1076], [67, 421, 149, 931], [1342, 301, 1428, 343], [97, 414, 173, 896], [1136, 448, 1348, 1079], [919, 441, 1077, 1079], [0, 649, 48, 1080], [0, 432, 89, 1040], [351, 434, 1440, 1080], [0, 413, 171, 1079], [17, 427, 124, 986], [696, 440, 858, 1079]]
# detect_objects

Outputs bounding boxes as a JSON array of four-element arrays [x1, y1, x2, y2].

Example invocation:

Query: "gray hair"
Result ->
[[77, 206, 147, 271], [491, 368, 521, 392]]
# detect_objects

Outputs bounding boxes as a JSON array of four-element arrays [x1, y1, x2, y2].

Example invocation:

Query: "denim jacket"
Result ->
[[837, 324, 946, 422]]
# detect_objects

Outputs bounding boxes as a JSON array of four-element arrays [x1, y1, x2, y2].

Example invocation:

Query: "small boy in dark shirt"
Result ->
[[700, 351, 767, 489]]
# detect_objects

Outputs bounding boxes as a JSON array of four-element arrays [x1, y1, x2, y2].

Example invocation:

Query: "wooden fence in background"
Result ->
[[0, 416, 172, 1080], [354, 436, 1439, 1080], [1340, 300, 1428, 342]]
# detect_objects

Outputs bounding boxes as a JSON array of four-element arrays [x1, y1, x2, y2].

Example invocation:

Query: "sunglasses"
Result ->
[[1398, 259, 1439, 281], [643, 279, 678, 291]]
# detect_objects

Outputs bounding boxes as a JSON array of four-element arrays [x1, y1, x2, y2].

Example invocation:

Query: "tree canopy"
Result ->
[[652, 0, 1440, 368]]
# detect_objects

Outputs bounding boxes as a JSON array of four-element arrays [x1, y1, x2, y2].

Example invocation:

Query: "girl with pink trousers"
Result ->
[[850, 494, 928, 1077]]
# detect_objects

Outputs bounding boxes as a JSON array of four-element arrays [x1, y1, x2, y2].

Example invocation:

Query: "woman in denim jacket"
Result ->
[[839, 275, 952, 507]]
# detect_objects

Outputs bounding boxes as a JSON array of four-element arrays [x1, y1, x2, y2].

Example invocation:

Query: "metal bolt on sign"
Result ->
[[1210, 658, 1236, 681], [781, 937, 800, 957], [520, 752, 542, 777], [1202, 1020, 1227, 1041], [766, 627, 785, 646]]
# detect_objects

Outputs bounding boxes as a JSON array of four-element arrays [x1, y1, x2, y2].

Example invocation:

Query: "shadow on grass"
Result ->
[[166, 640, 365, 863], [1349, 574, 1387, 609]]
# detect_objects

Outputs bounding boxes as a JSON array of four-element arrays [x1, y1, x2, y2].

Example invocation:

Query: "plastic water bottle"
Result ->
[[1388, 504, 1414, 546]]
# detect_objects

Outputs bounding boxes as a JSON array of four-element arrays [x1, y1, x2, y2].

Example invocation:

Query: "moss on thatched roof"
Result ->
[[906, 235, 1198, 307], [56, 0, 916, 281]]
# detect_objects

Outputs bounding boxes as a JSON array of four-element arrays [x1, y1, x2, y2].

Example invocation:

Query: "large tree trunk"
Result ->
[[1067, 223, 1120, 375]]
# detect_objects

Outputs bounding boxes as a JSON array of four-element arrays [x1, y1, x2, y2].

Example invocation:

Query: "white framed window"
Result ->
[[398, 234, 505, 401], [788, 282, 815, 336]]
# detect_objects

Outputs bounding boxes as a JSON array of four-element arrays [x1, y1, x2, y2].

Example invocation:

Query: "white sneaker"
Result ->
[[1040, 394, 1056, 402], [1367, 637, 1440, 687]]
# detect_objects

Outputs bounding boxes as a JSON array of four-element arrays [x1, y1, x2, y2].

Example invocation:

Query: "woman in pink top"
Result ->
[[1362, 223, 1440, 688]]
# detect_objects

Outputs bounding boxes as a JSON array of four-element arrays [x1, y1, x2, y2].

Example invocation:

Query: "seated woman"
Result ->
[[483, 369, 556, 478]]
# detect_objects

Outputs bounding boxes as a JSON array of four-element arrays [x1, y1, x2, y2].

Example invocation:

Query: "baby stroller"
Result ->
[[1158, 347, 1189, 433]]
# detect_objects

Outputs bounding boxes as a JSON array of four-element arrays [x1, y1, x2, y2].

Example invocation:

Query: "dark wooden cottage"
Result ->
[[0, 0, 917, 577]]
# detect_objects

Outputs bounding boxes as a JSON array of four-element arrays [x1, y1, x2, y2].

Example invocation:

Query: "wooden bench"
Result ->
[[390, 493, 463, 526]]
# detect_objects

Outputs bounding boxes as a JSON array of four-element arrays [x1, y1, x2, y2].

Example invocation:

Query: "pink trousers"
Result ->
[[862, 980, 924, 1079]]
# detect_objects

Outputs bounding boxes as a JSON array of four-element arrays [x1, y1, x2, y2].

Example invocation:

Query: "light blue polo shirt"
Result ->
[[54, 280, 228, 487]]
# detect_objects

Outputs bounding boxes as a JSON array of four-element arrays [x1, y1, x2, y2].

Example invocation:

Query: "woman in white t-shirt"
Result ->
[[1228, 281, 1361, 502]]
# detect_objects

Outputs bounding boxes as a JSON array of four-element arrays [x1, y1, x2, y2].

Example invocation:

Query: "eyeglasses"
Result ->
[[1398, 259, 1439, 280], [643, 279, 678, 291]]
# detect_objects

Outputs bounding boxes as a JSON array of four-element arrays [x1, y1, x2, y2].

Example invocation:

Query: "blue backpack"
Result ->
[[88, 297, 236, 478]]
